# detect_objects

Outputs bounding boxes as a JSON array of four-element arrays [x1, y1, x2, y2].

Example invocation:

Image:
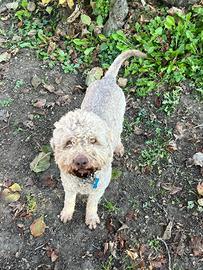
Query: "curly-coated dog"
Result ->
[[51, 50, 146, 229]]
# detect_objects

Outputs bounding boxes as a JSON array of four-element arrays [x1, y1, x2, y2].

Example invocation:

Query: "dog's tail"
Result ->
[[104, 49, 147, 80]]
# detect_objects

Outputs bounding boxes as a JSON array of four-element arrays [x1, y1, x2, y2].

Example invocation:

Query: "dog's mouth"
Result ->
[[72, 168, 96, 179]]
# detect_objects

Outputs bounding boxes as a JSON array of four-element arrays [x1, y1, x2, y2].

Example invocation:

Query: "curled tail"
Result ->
[[104, 49, 147, 79]]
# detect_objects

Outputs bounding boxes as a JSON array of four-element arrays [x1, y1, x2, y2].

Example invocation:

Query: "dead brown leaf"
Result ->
[[126, 249, 139, 260], [168, 7, 184, 15], [197, 182, 203, 196], [41, 174, 56, 188], [174, 122, 185, 140], [56, 94, 71, 106], [166, 140, 178, 153], [46, 246, 59, 262], [125, 210, 138, 221], [161, 183, 182, 195], [31, 74, 42, 89], [149, 255, 167, 269], [43, 83, 55, 93], [190, 236, 203, 257], [162, 220, 173, 240], [154, 96, 162, 108], [33, 99, 46, 108], [106, 217, 116, 233], [193, 152, 203, 167], [30, 216, 46, 237]]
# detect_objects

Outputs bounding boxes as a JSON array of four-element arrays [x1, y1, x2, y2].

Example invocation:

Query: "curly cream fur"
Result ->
[[51, 49, 146, 229]]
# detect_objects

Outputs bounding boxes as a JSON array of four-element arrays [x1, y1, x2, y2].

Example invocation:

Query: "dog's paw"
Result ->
[[114, 143, 124, 157], [85, 213, 100, 230], [60, 208, 73, 223]]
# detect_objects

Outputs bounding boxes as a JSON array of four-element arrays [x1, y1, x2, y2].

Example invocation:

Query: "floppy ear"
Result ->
[[50, 138, 55, 151]]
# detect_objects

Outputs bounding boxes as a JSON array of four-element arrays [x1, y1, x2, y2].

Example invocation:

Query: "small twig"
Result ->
[[35, 242, 48, 251], [157, 237, 172, 270], [193, 123, 203, 129]]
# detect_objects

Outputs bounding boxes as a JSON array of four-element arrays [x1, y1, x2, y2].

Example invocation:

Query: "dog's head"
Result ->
[[50, 109, 113, 178]]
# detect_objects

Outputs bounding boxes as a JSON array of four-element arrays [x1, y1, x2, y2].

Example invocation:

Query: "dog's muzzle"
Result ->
[[71, 154, 96, 178]]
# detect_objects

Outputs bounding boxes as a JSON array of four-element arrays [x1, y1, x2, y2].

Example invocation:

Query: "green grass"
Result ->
[[6, 2, 202, 99], [103, 199, 119, 214], [0, 98, 13, 107]]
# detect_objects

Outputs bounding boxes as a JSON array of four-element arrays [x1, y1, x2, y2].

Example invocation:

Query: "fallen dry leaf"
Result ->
[[190, 236, 203, 257], [168, 6, 184, 15], [125, 210, 138, 221], [0, 52, 11, 63], [149, 255, 167, 269], [106, 217, 116, 233], [43, 83, 55, 93], [33, 99, 46, 108], [56, 94, 71, 106], [134, 126, 143, 135], [118, 77, 128, 87], [154, 96, 162, 108], [85, 67, 103, 86], [197, 198, 203, 206], [2, 182, 22, 202], [162, 220, 173, 240], [46, 245, 59, 262], [197, 182, 203, 196], [30, 216, 46, 237], [166, 140, 178, 153], [5, 2, 19, 10], [31, 74, 42, 89], [30, 152, 51, 173], [2, 189, 20, 202], [193, 152, 203, 167], [41, 175, 56, 188], [161, 183, 182, 195], [174, 122, 185, 140], [117, 223, 129, 231], [9, 183, 21, 192], [126, 249, 139, 260]]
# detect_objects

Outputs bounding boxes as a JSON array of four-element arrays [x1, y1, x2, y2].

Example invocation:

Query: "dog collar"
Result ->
[[92, 177, 100, 189], [81, 175, 100, 189]]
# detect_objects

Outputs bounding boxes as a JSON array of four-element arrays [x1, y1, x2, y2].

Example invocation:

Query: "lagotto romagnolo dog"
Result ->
[[50, 50, 146, 229]]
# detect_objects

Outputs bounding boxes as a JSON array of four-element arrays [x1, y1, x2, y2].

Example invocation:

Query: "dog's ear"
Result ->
[[50, 138, 55, 151]]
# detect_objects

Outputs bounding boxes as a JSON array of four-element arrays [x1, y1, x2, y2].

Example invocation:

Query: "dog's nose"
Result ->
[[73, 155, 88, 168]]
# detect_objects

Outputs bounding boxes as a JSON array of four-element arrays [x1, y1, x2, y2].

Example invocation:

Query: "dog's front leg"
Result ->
[[60, 191, 76, 223], [85, 191, 104, 229]]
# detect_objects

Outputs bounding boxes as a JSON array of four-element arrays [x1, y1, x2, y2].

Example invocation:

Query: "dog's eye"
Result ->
[[65, 140, 72, 148], [90, 138, 97, 144]]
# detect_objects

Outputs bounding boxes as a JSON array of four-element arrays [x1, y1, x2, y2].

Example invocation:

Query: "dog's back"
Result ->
[[81, 49, 146, 146]]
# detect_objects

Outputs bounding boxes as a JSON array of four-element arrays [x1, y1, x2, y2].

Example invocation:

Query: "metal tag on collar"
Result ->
[[92, 177, 99, 189]]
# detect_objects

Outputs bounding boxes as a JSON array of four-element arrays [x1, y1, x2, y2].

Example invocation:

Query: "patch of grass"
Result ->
[[139, 125, 172, 168], [111, 168, 122, 180], [148, 238, 161, 251], [6, 2, 202, 99], [0, 98, 13, 107], [26, 194, 37, 213], [161, 87, 181, 115], [102, 255, 113, 270], [103, 199, 119, 214], [14, 79, 25, 89]]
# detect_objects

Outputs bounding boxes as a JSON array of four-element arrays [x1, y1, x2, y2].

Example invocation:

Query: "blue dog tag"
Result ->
[[92, 177, 99, 189]]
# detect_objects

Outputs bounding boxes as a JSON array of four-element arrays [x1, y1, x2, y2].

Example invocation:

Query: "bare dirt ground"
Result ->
[[0, 8, 203, 270]]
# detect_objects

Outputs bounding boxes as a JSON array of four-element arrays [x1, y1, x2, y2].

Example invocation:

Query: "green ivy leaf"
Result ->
[[81, 14, 91, 26], [164, 16, 175, 29]]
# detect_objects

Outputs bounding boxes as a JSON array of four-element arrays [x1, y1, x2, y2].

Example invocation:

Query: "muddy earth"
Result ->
[[0, 8, 203, 270]]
